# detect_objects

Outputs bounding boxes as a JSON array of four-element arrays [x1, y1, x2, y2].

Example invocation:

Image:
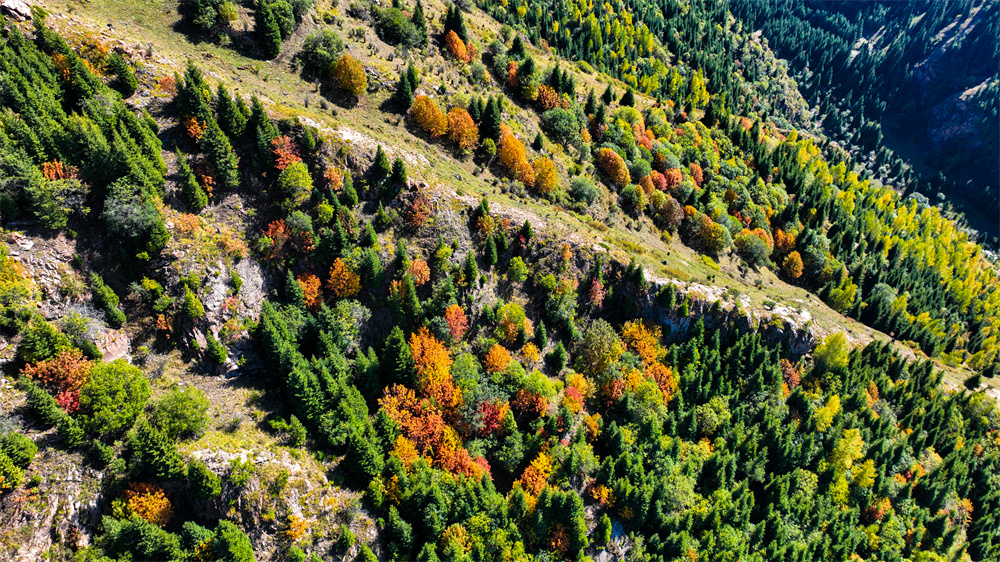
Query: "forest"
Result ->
[[0, 0, 997, 561]]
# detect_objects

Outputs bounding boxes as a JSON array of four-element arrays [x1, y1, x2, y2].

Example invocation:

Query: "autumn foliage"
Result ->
[[783, 251, 804, 278], [444, 30, 471, 63], [447, 107, 479, 152], [296, 273, 322, 309], [271, 136, 301, 171], [327, 258, 361, 298], [484, 343, 512, 373], [125, 483, 174, 528], [408, 258, 431, 286], [411, 95, 448, 137], [498, 127, 535, 187], [537, 85, 560, 111], [22, 349, 92, 394], [410, 328, 460, 412], [689, 163, 703, 186], [532, 157, 558, 195], [517, 451, 553, 495], [444, 304, 469, 342], [597, 148, 630, 187], [333, 54, 367, 97]]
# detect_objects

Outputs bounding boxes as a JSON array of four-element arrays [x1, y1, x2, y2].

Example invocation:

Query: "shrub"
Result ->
[[621, 184, 646, 213], [0, 452, 25, 491], [19, 319, 72, 364], [79, 360, 151, 436], [151, 386, 211, 440], [597, 148, 630, 187], [532, 157, 558, 196], [734, 231, 771, 266], [124, 483, 174, 527], [183, 286, 206, 320], [90, 273, 127, 327], [374, 6, 421, 47], [277, 160, 314, 210], [21, 348, 91, 394], [0, 433, 36, 469], [102, 516, 182, 561], [783, 251, 804, 278], [569, 177, 599, 206], [299, 29, 344, 76], [188, 459, 222, 499]]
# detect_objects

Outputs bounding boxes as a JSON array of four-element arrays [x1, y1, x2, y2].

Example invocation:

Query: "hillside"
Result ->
[[0, 0, 998, 561]]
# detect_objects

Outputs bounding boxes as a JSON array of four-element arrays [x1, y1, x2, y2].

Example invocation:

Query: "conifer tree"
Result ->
[[621, 88, 635, 107], [371, 145, 391, 181], [390, 157, 408, 186], [216, 84, 247, 138], [177, 149, 208, 212], [444, 4, 468, 43], [585, 88, 597, 115], [285, 270, 306, 307], [508, 35, 525, 60], [403, 273, 423, 321], [395, 72, 414, 109], [383, 326, 416, 387], [412, 0, 428, 47], [602, 84, 615, 105], [484, 234, 497, 267], [480, 97, 501, 142], [362, 222, 378, 247], [201, 119, 241, 191], [205, 332, 227, 364], [463, 250, 478, 286], [255, 0, 282, 60], [107, 52, 137, 98], [536, 320, 547, 349]]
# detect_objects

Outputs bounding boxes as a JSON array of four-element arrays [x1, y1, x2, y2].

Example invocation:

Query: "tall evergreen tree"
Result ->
[[254, 0, 282, 60], [176, 149, 208, 212], [481, 96, 502, 142], [602, 84, 615, 105], [621, 88, 635, 107], [201, 119, 241, 190], [215, 84, 247, 138], [412, 0, 428, 47], [107, 52, 137, 98]]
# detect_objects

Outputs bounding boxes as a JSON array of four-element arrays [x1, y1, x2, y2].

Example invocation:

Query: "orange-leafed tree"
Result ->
[[411, 95, 448, 137], [22, 349, 92, 394], [404, 189, 433, 228], [517, 451, 553, 495], [408, 258, 431, 286], [521, 342, 541, 364], [445, 30, 471, 63], [646, 362, 677, 402], [533, 157, 558, 195], [447, 107, 479, 153], [513, 389, 547, 418], [271, 136, 301, 171], [296, 273, 322, 309], [498, 128, 527, 172], [537, 85, 560, 111], [444, 304, 469, 342], [621, 321, 662, 366], [597, 148, 630, 187], [689, 163, 703, 186], [484, 343, 512, 373], [783, 251, 804, 278], [124, 483, 174, 528], [664, 168, 682, 189], [327, 258, 360, 298], [774, 229, 796, 254], [409, 328, 460, 412], [333, 54, 367, 98]]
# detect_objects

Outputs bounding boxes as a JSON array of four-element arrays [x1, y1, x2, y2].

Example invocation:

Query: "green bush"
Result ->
[[18, 318, 72, 364], [107, 51, 137, 98], [0, 432, 37, 469], [206, 333, 228, 364], [569, 176, 598, 206], [102, 516, 183, 561], [150, 386, 211, 440], [19, 378, 64, 426], [298, 29, 344, 76], [128, 416, 187, 479], [213, 520, 255, 562], [79, 360, 151, 436], [0, 452, 25, 491], [189, 459, 222, 499], [90, 273, 127, 328], [183, 286, 206, 320]]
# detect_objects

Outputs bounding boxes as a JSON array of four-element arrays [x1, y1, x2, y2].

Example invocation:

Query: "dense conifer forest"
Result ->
[[0, 0, 997, 560]]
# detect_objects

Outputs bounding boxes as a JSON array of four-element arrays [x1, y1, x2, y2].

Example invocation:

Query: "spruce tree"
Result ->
[[508, 35, 525, 60], [481, 96, 502, 142], [536, 321, 547, 349], [484, 234, 497, 267], [403, 273, 423, 322], [216, 84, 247, 138], [177, 149, 208, 213], [254, 0, 282, 60], [383, 326, 416, 387], [107, 52, 137, 98], [205, 332, 227, 364], [412, 0, 428, 47], [371, 145, 391, 181], [602, 84, 615, 105], [362, 222, 378, 247], [201, 119, 241, 190], [390, 157, 407, 186], [463, 251, 478, 287], [445, 4, 468, 42], [285, 270, 305, 306], [585, 88, 597, 115], [621, 88, 635, 107], [407, 63, 420, 93], [395, 72, 414, 109]]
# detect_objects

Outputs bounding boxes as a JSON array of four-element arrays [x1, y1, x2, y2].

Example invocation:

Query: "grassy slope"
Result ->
[[38, 0, 987, 391]]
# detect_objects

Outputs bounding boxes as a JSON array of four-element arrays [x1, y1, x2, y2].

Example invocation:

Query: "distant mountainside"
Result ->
[[731, 0, 999, 245]]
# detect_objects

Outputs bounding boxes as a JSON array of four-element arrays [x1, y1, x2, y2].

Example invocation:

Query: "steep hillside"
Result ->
[[0, 0, 998, 560]]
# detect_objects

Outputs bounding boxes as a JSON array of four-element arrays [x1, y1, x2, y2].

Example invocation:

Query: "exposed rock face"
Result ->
[[0, 0, 32, 22]]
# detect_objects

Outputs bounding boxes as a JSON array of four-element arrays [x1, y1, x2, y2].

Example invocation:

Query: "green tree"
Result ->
[[201, 119, 241, 191], [215, 83, 247, 138], [214, 520, 256, 562], [255, 0, 282, 59], [177, 149, 208, 213], [277, 160, 313, 209], [371, 145, 391, 181], [80, 360, 151, 436], [412, 0, 428, 46], [18, 319, 72, 364], [390, 157, 408, 186], [508, 256, 528, 283], [128, 416, 187, 479], [183, 286, 206, 320], [188, 458, 222, 499], [621, 88, 635, 107], [814, 332, 849, 375], [595, 513, 612, 546], [386, 505, 415, 560], [107, 52, 137, 98], [150, 386, 211, 440], [206, 332, 228, 364], [383, 326, 416, 387]]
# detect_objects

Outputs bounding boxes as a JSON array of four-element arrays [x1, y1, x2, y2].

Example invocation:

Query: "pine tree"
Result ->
[[536, 320, 547, 349], [176, 149, 208, 212], [107, 52, 137, 98], [484, 234, 497, 267], [285, 270, 306, 306], [371, 145, 391, 181], [519, 219, 533, 244], [383, 326, 416, 387], [390, 157, 407, 186], [532, 132, 543, 151], [509, 35, 525, 60], [548, 341, 566, 372], [621, 88, 635, 107], [362, 222, 378, 247], [403, 273, 423, 322], [602, 84, 615, 105], [216, 84, 247, 138], [205, 332, 227, 364], [585, 88, 597, 115], [254, 0, 282, 60], [595, 513, 612, 546], [412, 0, 428, 47], [481, 96, 502, 142], [444, 4, 468, 43], [395, 72, 414, 109], [407, 64, 420, 93], [463, 251, 478, 287], [201, 119, 241, 190]]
